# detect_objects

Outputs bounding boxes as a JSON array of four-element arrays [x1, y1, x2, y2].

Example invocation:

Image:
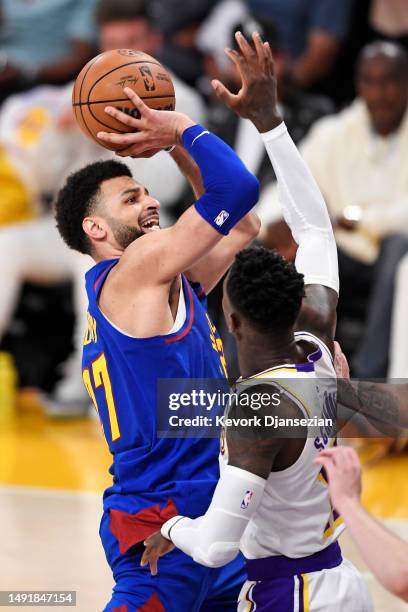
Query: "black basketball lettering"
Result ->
[[116, 107, 141, 120]]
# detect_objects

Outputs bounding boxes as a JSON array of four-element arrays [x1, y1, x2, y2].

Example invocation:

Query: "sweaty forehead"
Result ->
[[100, 176, 144, 200]]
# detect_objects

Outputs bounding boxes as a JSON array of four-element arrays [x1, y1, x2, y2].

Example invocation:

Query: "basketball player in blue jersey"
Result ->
[[142, 33, 373, 611], [54, 82, 260, 609]]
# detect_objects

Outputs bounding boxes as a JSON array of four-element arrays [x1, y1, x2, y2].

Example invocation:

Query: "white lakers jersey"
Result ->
[[220, 331, 345, 559]]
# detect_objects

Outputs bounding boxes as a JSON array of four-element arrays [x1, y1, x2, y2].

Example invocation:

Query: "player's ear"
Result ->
[[229, 312, 240, 334], [83, 216, 107, 242]]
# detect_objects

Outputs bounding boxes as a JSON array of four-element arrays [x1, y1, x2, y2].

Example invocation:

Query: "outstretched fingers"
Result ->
[[211, 79, 239, 107], [235, 31, 255, 60], [263, 41, 275, 77], [252, 31, 267, 64]]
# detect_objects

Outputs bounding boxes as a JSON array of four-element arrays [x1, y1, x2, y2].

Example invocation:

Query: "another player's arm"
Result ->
[[170, 144, 261, 294], [98, 90, 259, 287], [213, 32, 338, 352], [261, 123, 338, 351], [141, 386, 297, 573], [333, 342, 408, 435]]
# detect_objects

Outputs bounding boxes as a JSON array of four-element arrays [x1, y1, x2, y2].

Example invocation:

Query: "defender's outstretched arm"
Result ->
[[214, 31, 339, 350]]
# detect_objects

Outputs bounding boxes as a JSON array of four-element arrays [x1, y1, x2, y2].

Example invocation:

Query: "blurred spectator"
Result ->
[[0, 0, 206, 415], [0, 0, 97, 104], [260, 41, 408, 377], [247, 0, 353, 89], [0, 145, 33, 225], [148, 0, 217, 86]]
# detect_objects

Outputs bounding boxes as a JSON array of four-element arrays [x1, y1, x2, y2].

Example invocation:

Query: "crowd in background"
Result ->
[[1, 0, 408, 416]]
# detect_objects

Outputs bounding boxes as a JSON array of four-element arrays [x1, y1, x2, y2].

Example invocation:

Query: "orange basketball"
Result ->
[[72, 49, 175, 151]]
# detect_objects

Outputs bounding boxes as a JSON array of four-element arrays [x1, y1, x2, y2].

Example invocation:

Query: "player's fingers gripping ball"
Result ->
[[72, 49, 175, 151]]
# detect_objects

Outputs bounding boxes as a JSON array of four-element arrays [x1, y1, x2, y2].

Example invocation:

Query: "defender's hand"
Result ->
[[334, 341, 350, 379], [212, 31, 282, 133], [97, 87, 195, 157], [141, 531, 175, 576], [314, 446, 362, 512]]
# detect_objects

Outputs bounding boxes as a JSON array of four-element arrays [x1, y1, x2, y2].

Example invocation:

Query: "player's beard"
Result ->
[[108, 218, 143, 249]]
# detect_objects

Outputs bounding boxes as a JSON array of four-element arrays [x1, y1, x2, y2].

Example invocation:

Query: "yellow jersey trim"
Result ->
[[301, 573, 310, 612], [323, 515, 344, 539]]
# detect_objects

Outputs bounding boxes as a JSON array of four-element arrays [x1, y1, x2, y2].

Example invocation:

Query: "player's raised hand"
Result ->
[[212, 31, 282, 133], [97, 87, 195, 158], [141, 531, 175, 576]]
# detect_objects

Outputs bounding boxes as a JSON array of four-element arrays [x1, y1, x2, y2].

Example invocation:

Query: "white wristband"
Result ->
[[261, 121, 287, 143], [161, 515, 185, 541]]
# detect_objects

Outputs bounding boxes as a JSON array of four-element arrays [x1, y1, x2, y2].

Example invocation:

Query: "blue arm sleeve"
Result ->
[[182, 124, 260, 235]]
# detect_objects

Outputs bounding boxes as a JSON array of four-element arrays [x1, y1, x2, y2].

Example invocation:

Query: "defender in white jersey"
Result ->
[[143, 32, 373, 611]]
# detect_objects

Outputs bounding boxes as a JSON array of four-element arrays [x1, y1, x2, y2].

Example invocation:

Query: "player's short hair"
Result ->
[[226, 246, 305, 335], [96, 0, 148, 25], [55, 160, 132, 255]]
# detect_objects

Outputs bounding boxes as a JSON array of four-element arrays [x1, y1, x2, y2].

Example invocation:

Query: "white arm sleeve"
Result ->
[[262, 122, 339, 294], [161, 465, 266, 568]]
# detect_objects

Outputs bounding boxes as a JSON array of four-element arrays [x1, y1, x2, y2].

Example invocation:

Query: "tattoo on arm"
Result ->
[[337, 379, 404, 436]]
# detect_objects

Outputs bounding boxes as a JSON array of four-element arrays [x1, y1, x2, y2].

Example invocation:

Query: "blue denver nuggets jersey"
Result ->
[[83, 259, 227, 525]]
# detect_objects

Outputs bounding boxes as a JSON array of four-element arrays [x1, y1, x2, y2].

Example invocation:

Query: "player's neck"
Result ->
[[93, 245, 124, 262], [237, 330, 299, 379]]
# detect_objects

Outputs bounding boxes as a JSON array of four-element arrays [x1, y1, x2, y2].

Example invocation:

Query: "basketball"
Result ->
[[72, 49, 175, 151]]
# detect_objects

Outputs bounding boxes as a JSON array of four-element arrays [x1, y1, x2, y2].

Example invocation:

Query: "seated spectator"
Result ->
[[0, 0, 206, 416], [260, 41, 408, 377], [0, 0, 97, 104], [247, 0, 354, 88]]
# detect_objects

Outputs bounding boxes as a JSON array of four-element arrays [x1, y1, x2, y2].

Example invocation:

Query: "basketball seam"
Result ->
[[73, 94, 175, 106], [86, 105, 129, 133]]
